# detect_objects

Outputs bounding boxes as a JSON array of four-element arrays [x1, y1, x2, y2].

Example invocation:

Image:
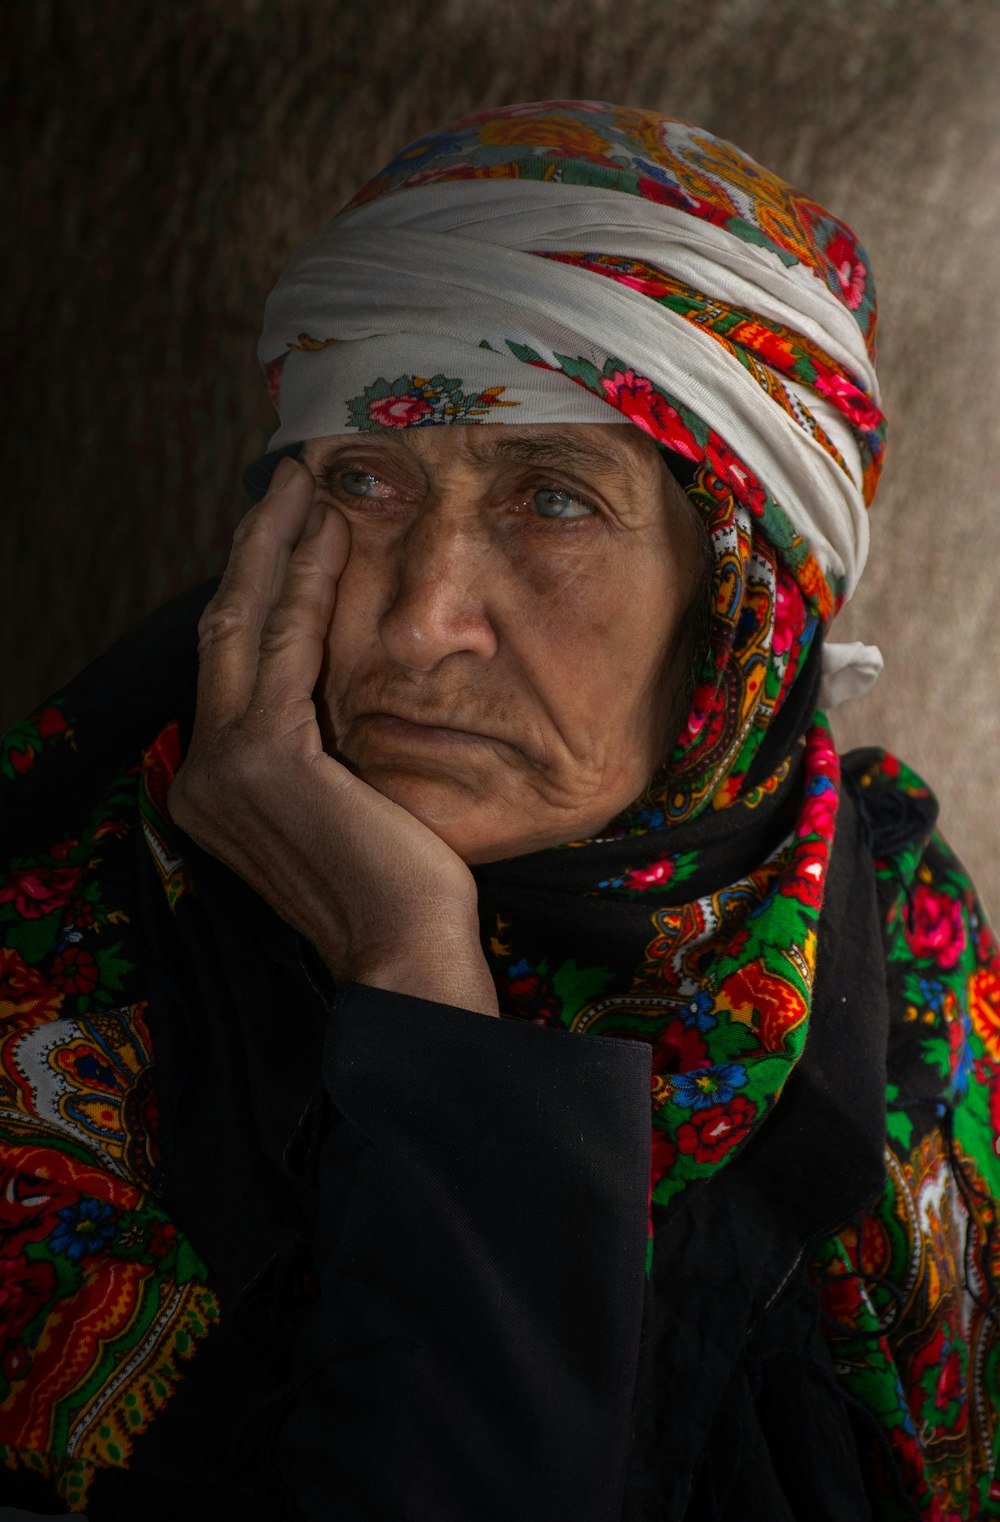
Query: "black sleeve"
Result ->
[[277, 984, 652, 1522]]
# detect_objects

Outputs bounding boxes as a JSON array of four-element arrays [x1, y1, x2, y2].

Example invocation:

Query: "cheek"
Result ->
[[519, 548, 678, 717], [325, 538, 391, 652], [315, 549, 388, 725], [567, 555, 694, 785]]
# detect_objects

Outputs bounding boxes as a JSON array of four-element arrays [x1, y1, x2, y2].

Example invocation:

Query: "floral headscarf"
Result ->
[[255, 100, 887, 1207], [258, 99, 886, 815]]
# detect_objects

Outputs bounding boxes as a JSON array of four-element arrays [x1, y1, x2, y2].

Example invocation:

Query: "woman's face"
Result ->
[[304, 422, 705, 863]]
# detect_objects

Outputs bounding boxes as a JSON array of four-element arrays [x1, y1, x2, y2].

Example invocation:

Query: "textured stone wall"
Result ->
[[6, 0, 999, 909]]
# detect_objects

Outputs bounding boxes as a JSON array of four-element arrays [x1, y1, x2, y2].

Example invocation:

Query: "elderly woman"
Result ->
[[1, 102, 997, 1521]]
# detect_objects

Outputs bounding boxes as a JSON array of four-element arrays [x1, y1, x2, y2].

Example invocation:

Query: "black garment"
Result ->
[[3, 588, 899, 1521]]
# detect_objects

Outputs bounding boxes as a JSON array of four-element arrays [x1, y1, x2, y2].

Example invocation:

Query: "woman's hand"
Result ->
[[167, 457, 499, 1017]]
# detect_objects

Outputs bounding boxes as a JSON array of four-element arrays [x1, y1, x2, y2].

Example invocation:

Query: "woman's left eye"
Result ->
[[531, 488, 595, 520]]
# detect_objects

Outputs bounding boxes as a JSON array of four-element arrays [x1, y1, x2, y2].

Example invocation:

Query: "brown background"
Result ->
[[5, 0, 999, 912]]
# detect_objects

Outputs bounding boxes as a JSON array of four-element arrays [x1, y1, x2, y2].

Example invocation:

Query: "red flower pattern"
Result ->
[[824, 232, 867, 310], [599, 369, 700, 457], [904, 885, 967, 970], [368, 393, 433, 427], [703, 437, 767, 511], [35, 707, 69, 739], [789, 845, 827, 910], [49, 946, 100, 996], [652, 1018, 709, 1075], [148, 1220, 178, 1261], [676, 1095, 756, 1163], [0, 865, 81, 920]]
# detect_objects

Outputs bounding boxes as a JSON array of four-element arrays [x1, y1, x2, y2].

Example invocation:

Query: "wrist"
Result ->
[[332, 942, 500, 1019]]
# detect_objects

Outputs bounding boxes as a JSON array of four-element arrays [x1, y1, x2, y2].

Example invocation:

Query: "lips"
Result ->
[[360, 711, 498, 747]]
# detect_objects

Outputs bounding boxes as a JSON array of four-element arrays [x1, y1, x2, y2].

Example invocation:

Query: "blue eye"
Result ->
[[532, 488, 594, 520], [340, 471, 382, 497]]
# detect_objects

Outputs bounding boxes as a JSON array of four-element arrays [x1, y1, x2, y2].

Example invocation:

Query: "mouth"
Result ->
[[356, 711, 503, 753]]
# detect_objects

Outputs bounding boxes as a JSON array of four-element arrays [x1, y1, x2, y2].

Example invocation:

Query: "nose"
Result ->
[[377, 508, 500, 671]]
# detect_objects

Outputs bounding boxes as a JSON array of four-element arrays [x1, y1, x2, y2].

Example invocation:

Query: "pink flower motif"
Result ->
[[599, 369, 701, 458], [368, 393, 434, 427], [0, 865, 81, 920], [826, 233, 867, 311], [904, 885, 968, 970], [623, 859, 675, 890], [797, 795, 837, 838], [772, 579, 797, 656], [814, 367, 883, 433]]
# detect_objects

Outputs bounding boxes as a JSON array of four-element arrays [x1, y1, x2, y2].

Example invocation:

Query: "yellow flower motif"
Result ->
[[477, 115, 611, 157]]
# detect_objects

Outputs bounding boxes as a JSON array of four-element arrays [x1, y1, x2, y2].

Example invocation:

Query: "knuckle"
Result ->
[[197, 600, 250, 650], [257, 604, 307, 655], [231, 506, 264, 544], [232, 511, 275, 548]]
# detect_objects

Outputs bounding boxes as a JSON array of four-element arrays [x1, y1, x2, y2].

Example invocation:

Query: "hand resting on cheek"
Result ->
[[167, 455, 500, 1017]]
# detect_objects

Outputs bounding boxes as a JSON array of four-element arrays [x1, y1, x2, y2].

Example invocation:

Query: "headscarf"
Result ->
[[253, 100, 887, 1209]]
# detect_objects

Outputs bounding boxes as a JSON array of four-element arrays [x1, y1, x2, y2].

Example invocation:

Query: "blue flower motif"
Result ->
[[806, 774, 837, 798], [680, 990, 716, 1033], [508, 958, 533, 978], [672, 1062, 748, 1111], [49, 1197, 117, 1262], [950, 1012, 974, 1099]]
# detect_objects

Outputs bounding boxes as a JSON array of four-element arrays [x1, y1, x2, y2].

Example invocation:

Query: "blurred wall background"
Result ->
[[6, 0, 999, 911]]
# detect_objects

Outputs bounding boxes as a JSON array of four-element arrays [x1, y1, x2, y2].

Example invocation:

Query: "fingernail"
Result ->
[[266, 455, 299, 496]]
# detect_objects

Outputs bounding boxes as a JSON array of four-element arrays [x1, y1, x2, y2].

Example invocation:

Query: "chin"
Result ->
[[361, 767, 555, 864]]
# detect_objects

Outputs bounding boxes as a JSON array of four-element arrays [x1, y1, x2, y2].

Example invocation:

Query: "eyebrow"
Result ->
[[479, 432, 639, 494]]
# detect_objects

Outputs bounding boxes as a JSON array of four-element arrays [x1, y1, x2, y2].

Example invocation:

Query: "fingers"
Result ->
[[194, 458, 316, 730], [251, 500, 351, 726]]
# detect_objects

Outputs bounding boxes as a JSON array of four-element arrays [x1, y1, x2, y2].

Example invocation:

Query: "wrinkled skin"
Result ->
[[168, 423, 704, 1013]]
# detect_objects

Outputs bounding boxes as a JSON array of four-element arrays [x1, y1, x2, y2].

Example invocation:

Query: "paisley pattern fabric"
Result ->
[[0, 706, 218, 1510]]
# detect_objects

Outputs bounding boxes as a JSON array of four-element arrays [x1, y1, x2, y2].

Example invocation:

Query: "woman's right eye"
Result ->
[[339, 470, 384, 498]]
